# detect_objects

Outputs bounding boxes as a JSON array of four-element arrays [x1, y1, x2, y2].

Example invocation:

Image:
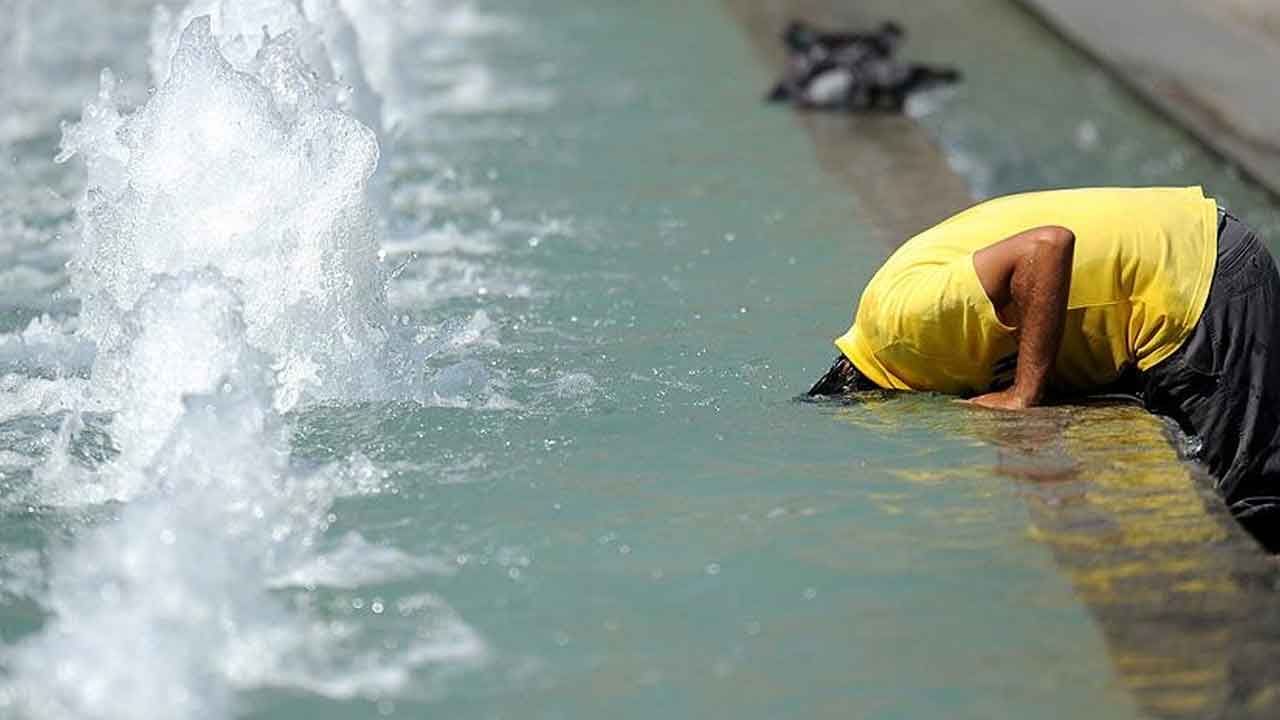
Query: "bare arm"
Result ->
[[968, 225, 1075, 410]]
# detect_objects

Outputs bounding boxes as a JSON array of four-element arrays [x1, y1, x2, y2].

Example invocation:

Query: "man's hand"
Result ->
[[971, 225, 1076, 409], [968, 388, 1033, 411]]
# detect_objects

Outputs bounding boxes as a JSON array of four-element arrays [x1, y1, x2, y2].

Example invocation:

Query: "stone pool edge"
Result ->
[[1015, 0, 1280, 198]]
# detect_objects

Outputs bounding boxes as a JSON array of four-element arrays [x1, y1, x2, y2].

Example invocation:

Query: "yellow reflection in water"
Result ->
[[834, 395, 1280, 718]]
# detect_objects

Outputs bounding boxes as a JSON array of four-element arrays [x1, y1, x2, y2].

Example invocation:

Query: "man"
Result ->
[[809, 186, 1280, 550]]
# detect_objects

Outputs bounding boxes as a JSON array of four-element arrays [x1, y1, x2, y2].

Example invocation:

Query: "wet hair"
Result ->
[[807, 354, 880, 396]]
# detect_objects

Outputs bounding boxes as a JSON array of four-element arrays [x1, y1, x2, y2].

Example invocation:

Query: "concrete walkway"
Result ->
[[1018, 0, 1280, 195]]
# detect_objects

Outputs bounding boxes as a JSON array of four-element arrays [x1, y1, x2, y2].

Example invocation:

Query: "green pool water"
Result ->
[[4, 0, 1280, 718]]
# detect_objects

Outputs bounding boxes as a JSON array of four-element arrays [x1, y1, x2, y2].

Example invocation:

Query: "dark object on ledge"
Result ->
[[767, 20, 960, 112]]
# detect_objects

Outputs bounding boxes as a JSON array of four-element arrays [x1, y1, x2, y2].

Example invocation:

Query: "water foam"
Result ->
[[335, 0, 521, 128], [2, 8, 487, 716], [63, 18, 395, 415], [150, 0, 383, 136], [6, 301, 483, 717]]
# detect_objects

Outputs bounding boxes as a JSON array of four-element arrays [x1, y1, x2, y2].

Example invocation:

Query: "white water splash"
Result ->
[[62, 18, 395, 416], [150, 0, 382, 135], [1, 9, 488, 718], [336, 0, 522, 128], [5, 297, 484, 717]]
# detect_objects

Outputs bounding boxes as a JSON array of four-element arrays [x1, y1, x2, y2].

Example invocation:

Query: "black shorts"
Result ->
[[1141, 210, 1280, 549]]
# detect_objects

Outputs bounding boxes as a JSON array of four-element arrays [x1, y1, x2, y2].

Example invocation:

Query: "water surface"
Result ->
[[1, 1, 1279, 718]]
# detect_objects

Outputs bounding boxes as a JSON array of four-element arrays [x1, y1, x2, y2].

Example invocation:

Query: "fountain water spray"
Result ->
[[1, 7, 486, 718]]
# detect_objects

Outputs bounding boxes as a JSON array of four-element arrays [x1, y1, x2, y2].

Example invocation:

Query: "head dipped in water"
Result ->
[[807, 354, 879, 397]]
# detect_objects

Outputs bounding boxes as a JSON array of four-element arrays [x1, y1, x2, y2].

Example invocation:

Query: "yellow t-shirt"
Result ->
[[835, 186, 1218, 395]]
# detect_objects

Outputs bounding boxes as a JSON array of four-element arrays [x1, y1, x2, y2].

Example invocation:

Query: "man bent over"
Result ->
[[810, 187, 1280, 550]]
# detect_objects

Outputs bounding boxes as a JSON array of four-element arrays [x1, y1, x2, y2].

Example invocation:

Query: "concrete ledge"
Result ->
[[1016, 0, 1280, 196]]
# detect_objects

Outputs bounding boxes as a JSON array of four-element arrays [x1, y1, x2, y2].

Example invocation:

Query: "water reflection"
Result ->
[[834, 396, 1280, 717]]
